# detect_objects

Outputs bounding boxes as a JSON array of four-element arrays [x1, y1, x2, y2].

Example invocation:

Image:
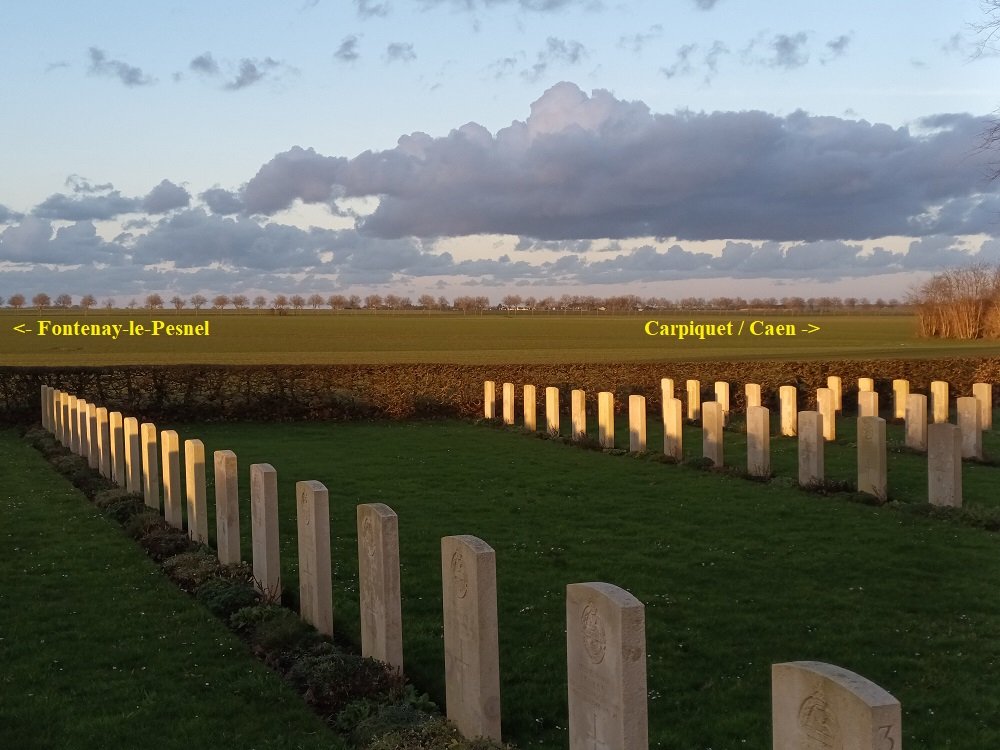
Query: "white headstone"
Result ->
[[483, 381, 496, 419], [296, 480, 333, 637], [905, 393, 928, 451], [214, 450, 241, 564], [931, 380, 949, 423], [629, 395, 646, 452], [250, 463, 281, 600], [86, 403, 99, 470], [546, 386, 560, 436], [798, 411, 824, 486], [892, 379, 909, 420], [956, 396, 982, 459], [857, 416, 887, 501], [772, 661, 901, 750], [662, 397, 683, 461], [746, 405, 770, 477], [928, 422, 962, 507], [857, 391, 879, 419], [357, 502, 403, 672], [140, 423, 160, 509], [523, 384, 537, 431], [827, 375, 843, 412], [571, 389, 587, 440], [817, 388, 836, 442], [185, 439, 209, 543], [714, 381, 730, 424], [124, 417, 141, 493], [161, 430, 183, 529], [702, 401, 724, 467], [745, 383, 762, 410], [858, 377, 874, 392], [686, 380, 701, 422], [972, 382, 992, 430], [96, 408, 110, 478], [441, 535, 502, 742], [779, 386, 797, 437], [598, 392, 615, 448], [109, 412, 125, 487], [502, 382, 515, 425], [566, 582, 648, 750]]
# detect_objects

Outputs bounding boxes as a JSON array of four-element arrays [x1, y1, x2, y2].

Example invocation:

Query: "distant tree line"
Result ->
[[909, 264, 1000, 339], [0, 291, 908, 313]]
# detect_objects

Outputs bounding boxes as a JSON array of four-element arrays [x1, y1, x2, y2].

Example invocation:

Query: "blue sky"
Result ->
[[1, 0, 999, 304]]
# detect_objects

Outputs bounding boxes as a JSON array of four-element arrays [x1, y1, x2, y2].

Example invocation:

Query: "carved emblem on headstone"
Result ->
[[798, 691, 840, 749], [581, 602, 606, 664], [451, 550, 468, 598]]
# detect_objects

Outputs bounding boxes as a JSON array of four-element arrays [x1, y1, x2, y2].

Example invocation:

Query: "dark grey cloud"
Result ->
[[34, 190, 140, 221], [0, 218, 124, 265], [0, 204, 22, 224], [237, 82, 1000, 243], [87, 47, 154, 87], [334, 35, 361, 62], [384, 42, 416, 63], [200, 188, 245, 215], [190, 52, 220, 75], [67, 175, 114, 194], [143, 180, 191, 213]]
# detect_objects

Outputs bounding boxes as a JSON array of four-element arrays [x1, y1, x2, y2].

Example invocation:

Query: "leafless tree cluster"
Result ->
[[975, 0, 1000, 179], [909, 264, 1000, 339]]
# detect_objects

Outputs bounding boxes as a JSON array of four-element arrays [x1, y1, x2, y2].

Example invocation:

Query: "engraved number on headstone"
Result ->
[[877, 725, 895, 750]]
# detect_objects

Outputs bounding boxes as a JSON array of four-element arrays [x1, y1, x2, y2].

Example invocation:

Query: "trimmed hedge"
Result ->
[[3, 359, 999, 424]]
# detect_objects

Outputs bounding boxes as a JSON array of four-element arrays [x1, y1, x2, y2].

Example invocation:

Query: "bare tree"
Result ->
[[327, 294, 347, 310], [364, 294, 382, 311], [55, 293, 73, 308], [145, 293, 164, 310], [32, 293, 51, 311], [103, 298, 115, 310], [8, 293, 25, 309], [80, 294, 96, 313], [417, 294, 436, 310], [170, 295, 186, 311], [190, 294, 207, 310], [289, 294, 305, 312], [253, 295, 267, 311], [232, 294, 248, 311], [307, 293, 324, 309], [909, 264, 1000, 338], [272, 294, 289, 311], [348, 295, 361, 309], [212, 294, 230, 310], [974, 1, 1000, 179]]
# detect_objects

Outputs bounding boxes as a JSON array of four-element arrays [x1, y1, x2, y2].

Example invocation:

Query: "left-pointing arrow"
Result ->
[[13, 324, 31, 334]]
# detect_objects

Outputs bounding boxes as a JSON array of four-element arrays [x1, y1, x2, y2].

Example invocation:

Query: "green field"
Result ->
[[3, 310, 999, 365], [134, 415, 1000, 749]]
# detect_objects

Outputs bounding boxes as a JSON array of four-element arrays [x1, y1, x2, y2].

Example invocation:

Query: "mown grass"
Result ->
[[0, 427, 347, 750], [4, 310, 999, 365], [163, 416, 1000, 748]]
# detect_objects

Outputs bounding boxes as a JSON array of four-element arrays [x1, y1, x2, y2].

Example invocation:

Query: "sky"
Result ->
[[2, 0, 999, 305]]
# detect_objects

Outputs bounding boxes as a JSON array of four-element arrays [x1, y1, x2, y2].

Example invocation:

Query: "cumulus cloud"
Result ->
[[143, 180, 191, 213], [200, 188, 245, 215], [87, 47, 154, 87], [766, 32, 810, 69], [0, 204, 22, 224], [235, 82, 1000, 243], [356, 0, 390, 17]]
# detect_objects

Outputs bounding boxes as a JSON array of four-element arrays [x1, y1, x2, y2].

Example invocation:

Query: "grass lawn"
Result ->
[[4, 310, 999, 365], [0, 427, 347, 750], [154, 416, 1000, 749]]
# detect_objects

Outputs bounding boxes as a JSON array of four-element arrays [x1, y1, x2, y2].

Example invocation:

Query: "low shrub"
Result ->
[[286, 650, 405, 718], [365, 717, 514, 750], [162, 550, 220, 591], [139, 524, 197, 561], [123, 510, 167, 540], [196, 577, 261, 619]]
